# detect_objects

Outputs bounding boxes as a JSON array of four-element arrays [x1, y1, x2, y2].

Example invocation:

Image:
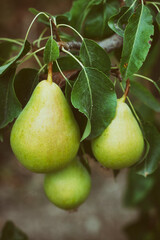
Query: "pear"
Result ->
[[91, 96, 144, 169], [10, 80, 80, 173], [44, 157, 91, 210]]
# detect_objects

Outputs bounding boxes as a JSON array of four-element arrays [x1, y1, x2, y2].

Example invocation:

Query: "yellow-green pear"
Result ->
[[10, 80, 80, 173], [91, 97, 144, 169], [44, 157, 91, 210]]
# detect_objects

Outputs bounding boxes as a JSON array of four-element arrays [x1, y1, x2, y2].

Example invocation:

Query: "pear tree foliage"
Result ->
[[0, 0, 160, 178]]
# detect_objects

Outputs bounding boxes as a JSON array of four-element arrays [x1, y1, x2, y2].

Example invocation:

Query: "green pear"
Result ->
[[91, 97, 144, 169], [10, 80, 80, 173], [44, 157, 91, 210]]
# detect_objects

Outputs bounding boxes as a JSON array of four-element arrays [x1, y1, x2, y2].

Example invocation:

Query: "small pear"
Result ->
[[44, 157, 91, 210], [91, 97, 144, 169], [10, 80, 80, 173]]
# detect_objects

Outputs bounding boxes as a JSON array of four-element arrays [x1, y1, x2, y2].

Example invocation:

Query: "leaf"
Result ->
[[130, 80, 160, 112], [108, 4, 135, 37], [55, 12, 70, 25], [124, 169, 155, 207], [0, 68, 22, 129], [0, 221, 28, 240], [125, 0, 136, 6], [69, 0, 103, 32], [124, 214, 156, 240], [0, 40, 30, 76], [59, 32, 75, 42], [136, 122, 160, 177], [29, 8, 69, 26], [14, 68, 39, 107], [29, 8, 50, 25], [120, 5, 154, 80], [43, 37, 59, 64], [0, 42, 19, 65], [71, 67, 117, 140], [80, 38, 111, 75], [83, 0, 119, 39], [52, 55, 81, 72], [65, 80, 75, 103], [156, 12, 160, 29]]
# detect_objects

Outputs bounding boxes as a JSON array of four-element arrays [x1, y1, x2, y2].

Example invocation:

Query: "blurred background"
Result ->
[[0, 0, 160, 240]]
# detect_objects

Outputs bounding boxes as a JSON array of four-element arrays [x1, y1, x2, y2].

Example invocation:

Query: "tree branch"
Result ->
[[98, 34, 123, 52], [33, 34, 123, 58], [60, 34, 123, 52]]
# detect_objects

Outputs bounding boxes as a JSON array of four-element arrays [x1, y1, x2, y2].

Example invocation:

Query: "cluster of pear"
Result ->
[[10, 78, 144, 210]]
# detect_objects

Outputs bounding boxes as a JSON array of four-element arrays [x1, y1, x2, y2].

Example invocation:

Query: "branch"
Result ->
[[98, 34, 123, 52], [124, 79, 130, 99], [60, 34, 123, 52]]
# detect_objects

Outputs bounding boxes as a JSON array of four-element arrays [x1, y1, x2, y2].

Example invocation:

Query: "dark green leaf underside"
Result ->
[[130, 80, 160, 112], [136, 122, 160, 177], [0, 40, 30, 75], [14, 68, 39, 107], [71, 67, 117, 140], [0, 221, 28, 240], [0, 68, 22, 129]]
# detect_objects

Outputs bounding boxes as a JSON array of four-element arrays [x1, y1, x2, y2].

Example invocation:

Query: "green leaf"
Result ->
[[124, 214, 156, 240], [29, 8, 50, 25], [130, 80, 160, 112], [0, 221, 28, 240], [65, 80, 75, 103], [108, 2, 137, 37], [80, 38, 111, 75], [29, 8, 69, 26], [43, 37, 59, 64], [52, 55, 81, 72], [0, 68, 22, 129], [14, 68, 39, 107], [136, 122, 160, 177], [0, 42, 19, 65], [59, 32, 75, 42], [125, 0, 136, 7], [156, 12, 160, 29], [71, 67, 117, 140], [108, 7, 128, 37], [55, 12, 70, 25], [83, 0, 119, 39], [69, 0, 103, 32], [120, 5, 154, 80], [124, 169, 155, 207], [0, 40, 30, 76]]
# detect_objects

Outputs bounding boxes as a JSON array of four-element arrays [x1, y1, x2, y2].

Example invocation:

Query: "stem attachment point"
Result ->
[[47, 62, 53, 84]]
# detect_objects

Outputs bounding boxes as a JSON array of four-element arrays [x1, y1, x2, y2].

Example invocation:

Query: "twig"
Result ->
[[31, 34, 123, 57], [98, 34, 123, 52], [50, 17, 61, 42], [111, 67, 122, 82], [63, 34, 123, 52], [124, 79, 130, 99]]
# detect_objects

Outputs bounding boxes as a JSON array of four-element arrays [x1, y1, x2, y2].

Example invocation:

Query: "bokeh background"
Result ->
[[0, 1, 160, 240]]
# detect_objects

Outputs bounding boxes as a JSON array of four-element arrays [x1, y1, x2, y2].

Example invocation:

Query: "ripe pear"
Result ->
[[91, 96, 144, 169], [10, 80, 80, 173], [44, 157, 91, 210]]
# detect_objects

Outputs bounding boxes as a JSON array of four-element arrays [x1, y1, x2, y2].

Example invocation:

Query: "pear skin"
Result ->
[[44, 157, 91, 210], [10, 80, 80, 173], [91, 97, 144, 169]]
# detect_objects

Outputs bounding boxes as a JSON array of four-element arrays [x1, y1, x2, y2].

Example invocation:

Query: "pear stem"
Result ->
[[124, 79, 130, 101], [120, 82, 142, 128], [47, 62, 53, 84]]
